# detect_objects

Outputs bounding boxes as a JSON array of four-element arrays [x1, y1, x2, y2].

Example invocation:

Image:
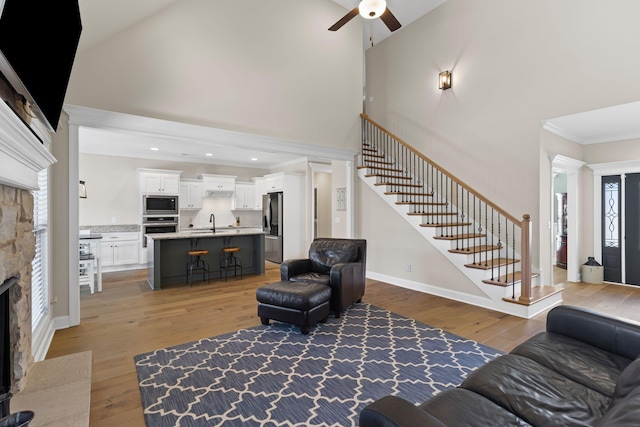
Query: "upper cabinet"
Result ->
[[138, 169, 182, 195], [264, 174, 284, 192], [180, 180, 204, 210], [201, 174, 236, 195], [253, 177, 266, 210], [234, 183, 256, 210]]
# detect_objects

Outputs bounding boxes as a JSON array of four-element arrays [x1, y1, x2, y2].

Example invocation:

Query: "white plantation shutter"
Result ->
[[31, 168, 49, 330]]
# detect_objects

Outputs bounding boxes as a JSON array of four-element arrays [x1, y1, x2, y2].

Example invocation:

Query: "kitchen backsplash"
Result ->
[[180, 197, 261, 229]]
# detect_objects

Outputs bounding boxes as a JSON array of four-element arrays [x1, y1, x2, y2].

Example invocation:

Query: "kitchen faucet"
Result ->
[[209, 213, 216, 233]]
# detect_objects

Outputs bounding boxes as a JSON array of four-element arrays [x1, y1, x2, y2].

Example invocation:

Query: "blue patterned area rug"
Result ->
[[134, 303, 502, 427]]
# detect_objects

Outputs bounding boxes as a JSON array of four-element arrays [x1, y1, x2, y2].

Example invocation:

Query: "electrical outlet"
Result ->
[[406, 263, 411, 272], [111, 216, 117, 224]]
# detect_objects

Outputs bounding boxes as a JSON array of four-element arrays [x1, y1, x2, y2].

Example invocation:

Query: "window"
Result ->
[[31, 168, 49, 330]]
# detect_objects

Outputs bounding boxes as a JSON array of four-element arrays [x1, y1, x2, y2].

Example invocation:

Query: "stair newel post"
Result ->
[[518, 214, 533, 304]]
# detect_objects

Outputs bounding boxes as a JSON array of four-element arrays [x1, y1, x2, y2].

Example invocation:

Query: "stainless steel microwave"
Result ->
[[143, 195, 179, 215]]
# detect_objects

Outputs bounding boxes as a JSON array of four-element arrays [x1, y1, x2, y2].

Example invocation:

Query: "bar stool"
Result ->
[[220, 246, 242, 281], [186, 249, 210, 286], [79, 243, 95, 294]]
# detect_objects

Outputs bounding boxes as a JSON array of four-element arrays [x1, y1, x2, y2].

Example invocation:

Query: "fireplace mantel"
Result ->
[[0, 101, 56, 191]]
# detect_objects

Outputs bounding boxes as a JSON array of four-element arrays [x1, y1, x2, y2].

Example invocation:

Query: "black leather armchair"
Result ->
[[281, 238, 367, 317]]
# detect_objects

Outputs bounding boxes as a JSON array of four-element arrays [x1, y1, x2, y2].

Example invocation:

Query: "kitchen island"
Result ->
[[146, 229, 265, 290]]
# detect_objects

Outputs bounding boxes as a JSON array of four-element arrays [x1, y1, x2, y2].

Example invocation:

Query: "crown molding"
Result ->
[[0, 102, 56, 190]]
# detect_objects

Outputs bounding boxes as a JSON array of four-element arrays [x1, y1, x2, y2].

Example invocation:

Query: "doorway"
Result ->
[[314, 171, 332, 239], [601, 173, 640, 285]]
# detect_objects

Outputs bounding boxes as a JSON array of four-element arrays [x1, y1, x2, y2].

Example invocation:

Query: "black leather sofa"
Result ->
[[280, 238, 366, 317], [360, 305, 640, 427]]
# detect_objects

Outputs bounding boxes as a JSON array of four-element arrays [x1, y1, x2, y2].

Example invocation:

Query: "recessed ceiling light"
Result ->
[[251, 157, 258, 161], [205, 153, 213, 156], [150, 147, 159, 151]]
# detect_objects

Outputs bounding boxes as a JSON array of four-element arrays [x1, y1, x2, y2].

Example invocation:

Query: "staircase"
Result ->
[[358, 114, 562, 319]]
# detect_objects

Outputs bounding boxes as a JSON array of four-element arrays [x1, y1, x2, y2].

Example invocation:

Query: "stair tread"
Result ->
[[408, 211, 458, 216], [385, 191, 433, 196], [359, 166, 403, 172], [375, 182, 423, 188], [449, 245, 501, 255], [420, 222, 472, 227], [364, 160, 394, 165], [363, 153, 385, 159], [433, 233, 486, 240], [483, 271, 540, 287], [366, 174, 412, 180], [502, 285, 563, 306], [396, 202, 444, 206], [464, 258, 520, 270]]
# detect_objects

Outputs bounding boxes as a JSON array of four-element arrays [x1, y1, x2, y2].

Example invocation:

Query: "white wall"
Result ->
[[362, 0, 640, 284], [67, 0, 363, 152]]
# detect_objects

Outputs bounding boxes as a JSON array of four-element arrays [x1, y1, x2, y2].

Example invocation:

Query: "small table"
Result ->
[[79, 234, 103, 292]]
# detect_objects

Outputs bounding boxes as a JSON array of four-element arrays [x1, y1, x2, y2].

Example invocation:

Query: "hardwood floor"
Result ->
[[47, 264, 640, 426]]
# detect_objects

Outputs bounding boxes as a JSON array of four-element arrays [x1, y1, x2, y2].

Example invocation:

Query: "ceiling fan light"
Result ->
[[359, 0, 386, 19]]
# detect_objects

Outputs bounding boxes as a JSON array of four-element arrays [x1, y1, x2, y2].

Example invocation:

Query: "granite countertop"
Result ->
[[80, 224, 140, 233], [147, 229, 265, 240]]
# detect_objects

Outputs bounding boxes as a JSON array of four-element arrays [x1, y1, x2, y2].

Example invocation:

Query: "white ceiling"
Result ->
[[329, 0, 448, 49], [543, 101, 640, 145], [78, 127, 304, 169]]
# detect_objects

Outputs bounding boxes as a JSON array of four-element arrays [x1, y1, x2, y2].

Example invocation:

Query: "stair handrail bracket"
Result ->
[[360, 113, 536, 309]]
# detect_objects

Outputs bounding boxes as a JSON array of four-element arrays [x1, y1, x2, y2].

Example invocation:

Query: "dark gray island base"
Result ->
[[146, 230, 265, 290]]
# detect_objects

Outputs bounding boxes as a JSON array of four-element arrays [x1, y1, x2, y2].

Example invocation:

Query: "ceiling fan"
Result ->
[[328, 0, 401, 33]]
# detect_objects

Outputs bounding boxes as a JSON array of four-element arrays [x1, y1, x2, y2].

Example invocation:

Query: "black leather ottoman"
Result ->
[[256, 281, 331, 334]]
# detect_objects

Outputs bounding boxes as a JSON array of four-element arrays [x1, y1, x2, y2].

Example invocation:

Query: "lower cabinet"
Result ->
[[100, 232, 140, 269]]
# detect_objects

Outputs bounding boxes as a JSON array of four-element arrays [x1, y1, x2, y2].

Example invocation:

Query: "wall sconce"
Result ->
[[79, 180, 87, 199], [439, 70, 452, 90]]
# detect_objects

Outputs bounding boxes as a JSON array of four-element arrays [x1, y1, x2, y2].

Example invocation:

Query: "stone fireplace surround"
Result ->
[[0, 186, 36, 393], [0, 99, 56, 397]]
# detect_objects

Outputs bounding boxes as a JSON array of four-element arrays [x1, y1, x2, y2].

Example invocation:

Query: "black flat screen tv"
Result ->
[[0, 0, 82, 132]]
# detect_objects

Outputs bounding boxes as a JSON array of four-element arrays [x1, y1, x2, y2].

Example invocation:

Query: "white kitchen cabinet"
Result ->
[[179, 180, 203, 209], [100, 232, 140, 269], [201, 174, 236, 194], [139, 169, 181, 195], [264, 173, 284, 192], [253, 177, 266, 210], [234, 183, 256, 210]]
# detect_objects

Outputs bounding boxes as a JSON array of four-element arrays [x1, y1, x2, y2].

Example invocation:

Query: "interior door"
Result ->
[[602, 175, 622, 283], [626, 173, 640, 285]]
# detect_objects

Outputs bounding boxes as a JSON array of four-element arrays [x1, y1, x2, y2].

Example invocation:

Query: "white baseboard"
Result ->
[[32, 315, 70, 362], [367, 271, 499, 312]]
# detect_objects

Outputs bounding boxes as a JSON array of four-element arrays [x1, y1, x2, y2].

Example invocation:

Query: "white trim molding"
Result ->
[[64, 105, 357, 162], [0, 101, 56, 190], [551, 155, 585, 283]]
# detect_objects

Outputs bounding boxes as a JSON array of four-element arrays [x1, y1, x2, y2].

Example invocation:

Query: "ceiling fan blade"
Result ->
[[380, 7, 402, 32], [328, 7, 360, 31]]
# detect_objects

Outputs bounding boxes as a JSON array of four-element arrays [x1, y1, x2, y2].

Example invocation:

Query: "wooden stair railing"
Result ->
[[360, 113, 534, 304]]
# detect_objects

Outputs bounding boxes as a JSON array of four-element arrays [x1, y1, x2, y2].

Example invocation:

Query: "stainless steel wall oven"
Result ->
[[142, 216, 178, 247]]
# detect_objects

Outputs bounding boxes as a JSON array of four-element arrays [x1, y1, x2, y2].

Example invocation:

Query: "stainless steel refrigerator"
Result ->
[[263, 192, 283, 263]]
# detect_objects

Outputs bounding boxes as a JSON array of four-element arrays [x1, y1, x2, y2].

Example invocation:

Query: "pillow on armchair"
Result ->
[[289, 240, 359, 285]]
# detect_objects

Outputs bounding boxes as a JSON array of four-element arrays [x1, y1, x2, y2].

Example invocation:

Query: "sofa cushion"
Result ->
[[419, 388, 532, 426], [460, 354, 610, 427], [309, 240, 358, 274], [511, 332, 631, 397], [290, 272, 330, 286], [597, 385, 640, 427], [609, 357, 640, 406]]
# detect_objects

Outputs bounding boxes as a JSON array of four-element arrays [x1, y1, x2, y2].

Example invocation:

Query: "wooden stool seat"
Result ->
[[188, 250, 209, 256], [221, 247, 240, 253]]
